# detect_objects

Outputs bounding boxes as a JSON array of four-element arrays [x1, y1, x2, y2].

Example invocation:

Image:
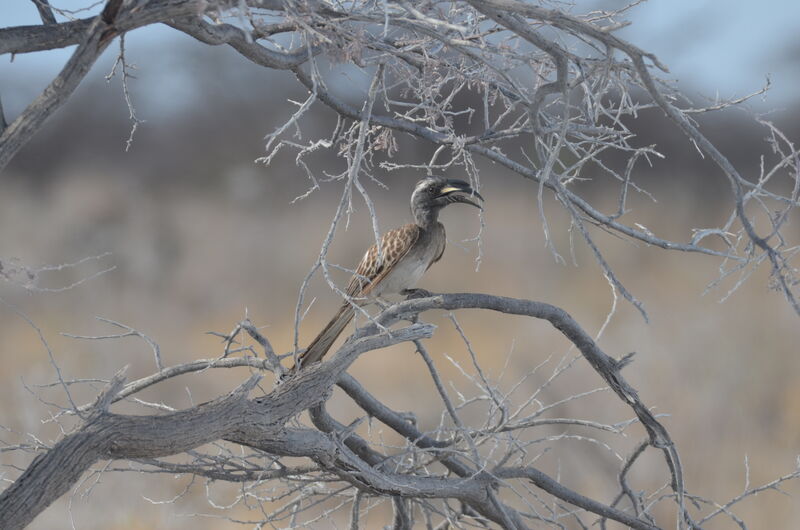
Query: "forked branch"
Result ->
[[0, 293, 707, 529]]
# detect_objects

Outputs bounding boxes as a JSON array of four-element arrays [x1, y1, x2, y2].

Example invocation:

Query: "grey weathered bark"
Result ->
[[3, 1, 799, 527], [0, 294, 672, 529], [0, 322, 433, 529]]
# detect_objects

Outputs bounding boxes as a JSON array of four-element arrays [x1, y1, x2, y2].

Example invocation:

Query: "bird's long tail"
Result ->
[[292, 303, 356, 371]]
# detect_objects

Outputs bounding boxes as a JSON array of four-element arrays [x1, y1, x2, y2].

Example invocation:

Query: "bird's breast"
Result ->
[[373, 224, 444, 296]]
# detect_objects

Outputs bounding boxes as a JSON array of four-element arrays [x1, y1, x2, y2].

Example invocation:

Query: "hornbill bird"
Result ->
[[291, 176, 483, 372]]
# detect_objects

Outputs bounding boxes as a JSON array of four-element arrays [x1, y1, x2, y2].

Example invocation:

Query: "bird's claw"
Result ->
[[402, 288, 433, 300]]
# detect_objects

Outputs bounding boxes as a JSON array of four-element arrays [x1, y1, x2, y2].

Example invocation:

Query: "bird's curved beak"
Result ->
[[438, 179, 484, 209]]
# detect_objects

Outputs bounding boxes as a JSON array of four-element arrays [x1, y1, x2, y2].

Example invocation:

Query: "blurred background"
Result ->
[[2, 1, 800, 528]]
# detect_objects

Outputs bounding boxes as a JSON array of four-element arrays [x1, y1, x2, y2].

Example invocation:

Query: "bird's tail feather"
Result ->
[[293, 303, 356, 371]]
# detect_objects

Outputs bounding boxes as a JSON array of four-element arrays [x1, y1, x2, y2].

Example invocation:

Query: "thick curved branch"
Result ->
[[349, 293, 685, 510], [1, 292, 677, 529], [336, 374, 654, 529], [0, 18, 93, 55], [308, 398, 528, 529], [306, 404, 524, 528], [0, 18, 110, 171], [495, 467, 658, 530], [294, 292, 684, 527], [0, 374, 261, 530], [0, 322, 432, 529]]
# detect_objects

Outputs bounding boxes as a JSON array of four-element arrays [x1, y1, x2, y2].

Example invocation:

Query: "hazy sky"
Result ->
[[614, 1, 800, 105], [3, 1, 800, 108]]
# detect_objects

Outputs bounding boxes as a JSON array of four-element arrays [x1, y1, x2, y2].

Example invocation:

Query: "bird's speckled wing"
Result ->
[[346, 223, 421, 297], [293, 224, 420, 370]]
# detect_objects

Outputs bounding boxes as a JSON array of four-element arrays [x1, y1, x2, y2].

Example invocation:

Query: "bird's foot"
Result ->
[[402, 288, 433, 300], [276, 355, 305, 384], [398, 411, 418, 426]]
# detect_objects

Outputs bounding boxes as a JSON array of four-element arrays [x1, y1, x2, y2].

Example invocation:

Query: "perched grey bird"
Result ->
[[292, 176, 483, 372]]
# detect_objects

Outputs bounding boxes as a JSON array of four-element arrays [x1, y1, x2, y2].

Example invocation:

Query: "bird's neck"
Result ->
[[413, 207, 440, 230]]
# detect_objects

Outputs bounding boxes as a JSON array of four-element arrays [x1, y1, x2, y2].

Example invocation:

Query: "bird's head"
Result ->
[[410, 177, 484, 226]]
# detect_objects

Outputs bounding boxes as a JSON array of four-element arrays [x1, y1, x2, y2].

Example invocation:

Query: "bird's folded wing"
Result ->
[[293, 224, 421, 370], [346, 223, 421, 297]]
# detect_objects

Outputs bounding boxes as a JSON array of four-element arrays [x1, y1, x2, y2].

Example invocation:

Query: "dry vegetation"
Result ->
[[2, 1, 800, 529]]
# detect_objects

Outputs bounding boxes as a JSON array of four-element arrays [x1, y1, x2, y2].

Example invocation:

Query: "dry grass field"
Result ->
[[1, 166, 798, 528], [2, 28, 799, 527]]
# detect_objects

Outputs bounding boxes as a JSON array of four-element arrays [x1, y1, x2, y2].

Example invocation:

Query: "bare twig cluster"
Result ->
[[2, 1, 799, 316], [0, 253, 115, 293], [2, 1, 800, 529], [4, 294, 797, 529]]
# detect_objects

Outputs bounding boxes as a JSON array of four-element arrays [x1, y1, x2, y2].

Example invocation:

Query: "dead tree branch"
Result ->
[[3, 292, 789, 528], [3, 0, 797, 312], [2, 2, 798, 528]]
